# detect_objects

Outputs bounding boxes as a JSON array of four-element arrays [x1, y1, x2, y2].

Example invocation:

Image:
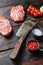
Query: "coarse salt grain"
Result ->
[[32, 28, 42, 36]]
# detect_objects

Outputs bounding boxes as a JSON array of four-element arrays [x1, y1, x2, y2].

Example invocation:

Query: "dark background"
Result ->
[[0, 0, 43, 8], [0, 0, 43, 65]]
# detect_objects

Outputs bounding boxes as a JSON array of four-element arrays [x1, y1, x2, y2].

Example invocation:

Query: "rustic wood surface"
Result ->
[[0, 0, 43, 65]]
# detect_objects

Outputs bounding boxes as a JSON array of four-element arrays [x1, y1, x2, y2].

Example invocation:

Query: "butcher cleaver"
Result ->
[[10, 17, 37, 59]]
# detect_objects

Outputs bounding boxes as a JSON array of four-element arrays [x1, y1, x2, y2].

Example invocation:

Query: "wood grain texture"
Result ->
[[0, 0, 43, 65], [22, 59, 43, 65]]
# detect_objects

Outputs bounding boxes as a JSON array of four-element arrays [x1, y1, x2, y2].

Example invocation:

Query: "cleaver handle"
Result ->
[[10, 38, 24, 59]]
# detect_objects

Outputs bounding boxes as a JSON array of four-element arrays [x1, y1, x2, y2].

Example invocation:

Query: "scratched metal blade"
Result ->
[[16, 17, 37, 38]]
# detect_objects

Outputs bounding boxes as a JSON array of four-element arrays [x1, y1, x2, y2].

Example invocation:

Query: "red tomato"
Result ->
[[38, 11, 42, 16], [35, 9, 38, 13], [34, 12, 38, 17], [27, 9, 31, 13], [34, 7, 37, 10], [29, 5, 33, 9], [32, 7, 35, 11], [31, 11, 34, 15], [27, 5, 42, 17], [27, 41, 38, 51]]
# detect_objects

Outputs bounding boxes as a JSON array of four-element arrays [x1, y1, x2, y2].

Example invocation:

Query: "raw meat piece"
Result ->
[[10, 5, 25, 22], [0, 15, 12, 36]]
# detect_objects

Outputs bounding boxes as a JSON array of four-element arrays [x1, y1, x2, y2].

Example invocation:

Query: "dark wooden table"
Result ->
[[0, 0, 43, 65]]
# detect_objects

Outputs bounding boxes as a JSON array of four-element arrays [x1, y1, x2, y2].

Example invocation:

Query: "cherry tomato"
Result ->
[[27, 5, 42, 17], [34, 12, 38, 17], [32, 7, 35, 11], [38, 11, 42, 16], [35, 9, 38, 13], [31, 11, 34, 15], [29, 5, 33, 9], [34, 7, 37, 10], [27, 9, 31, 13]]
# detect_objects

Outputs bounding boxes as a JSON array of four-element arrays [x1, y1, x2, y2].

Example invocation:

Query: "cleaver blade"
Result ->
[[10, 17, 37, 59], [16, 17, 37, 38]]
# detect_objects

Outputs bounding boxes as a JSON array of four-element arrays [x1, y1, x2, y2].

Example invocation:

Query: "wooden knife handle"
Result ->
[[10, 38, 24, 59]]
